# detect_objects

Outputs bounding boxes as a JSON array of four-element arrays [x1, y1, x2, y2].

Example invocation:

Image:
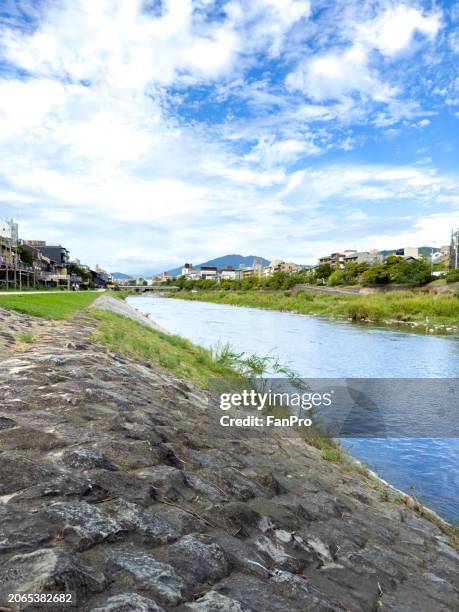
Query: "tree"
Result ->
[[67, 262, 91, 282], [265, 271, 288, 290], [392, 259, 432, 285], [18, 246, 34, 266], [315, 263, 333, 281], [328, 263, 362, 286], [361, 265, 391, 286]]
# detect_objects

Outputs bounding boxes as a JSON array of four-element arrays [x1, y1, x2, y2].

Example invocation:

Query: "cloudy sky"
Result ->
[[0, 0, 458, 273]]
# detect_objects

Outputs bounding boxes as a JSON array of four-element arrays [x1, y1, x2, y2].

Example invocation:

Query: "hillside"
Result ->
[[167, 254, 270, 277], [111, 272, 131, 280]]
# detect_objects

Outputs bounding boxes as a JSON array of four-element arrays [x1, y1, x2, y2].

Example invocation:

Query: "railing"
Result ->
[[39, 273, 70, 282], [0, 256, 14, 266], [0, 257, 34, 271]]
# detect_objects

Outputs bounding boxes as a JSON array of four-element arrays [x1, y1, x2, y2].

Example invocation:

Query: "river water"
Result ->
[[128, 295, 459, 521]]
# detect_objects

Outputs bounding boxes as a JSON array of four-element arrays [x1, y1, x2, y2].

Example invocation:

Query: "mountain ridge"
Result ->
[[165, 254, 270, 277], [111, 255, 271, 278]]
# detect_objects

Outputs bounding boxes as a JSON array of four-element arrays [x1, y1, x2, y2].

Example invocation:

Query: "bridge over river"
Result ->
[[116, 285, 180, 293]]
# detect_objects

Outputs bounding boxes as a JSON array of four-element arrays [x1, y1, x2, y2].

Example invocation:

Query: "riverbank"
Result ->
[[169, 289, 459, 334], [0, 290, 101, 319], [0, 296, 458, 610]]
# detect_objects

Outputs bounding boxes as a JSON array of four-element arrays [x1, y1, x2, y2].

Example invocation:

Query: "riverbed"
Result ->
[[128, 295, 459, 521]]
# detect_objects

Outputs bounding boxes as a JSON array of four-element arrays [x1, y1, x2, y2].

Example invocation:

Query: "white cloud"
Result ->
[[286, 43, 396, 102], [286, 4, 441, 103], [415, 118, 431, 128], [358, 4, 441, 58], [244, 136, 322, 165], [346, 210, 367, 221], [3, 0, 309, 90]]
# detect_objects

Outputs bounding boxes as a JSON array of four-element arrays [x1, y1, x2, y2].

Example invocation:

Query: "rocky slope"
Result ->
[[0, 305, 458, 611]]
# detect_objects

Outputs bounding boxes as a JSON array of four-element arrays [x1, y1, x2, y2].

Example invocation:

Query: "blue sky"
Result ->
[[0, 0, 458, 273]]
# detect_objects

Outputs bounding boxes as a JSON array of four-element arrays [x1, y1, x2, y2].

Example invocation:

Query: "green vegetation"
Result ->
[[17, 245, 34, 266], [114, 289, 138, 300], [17, 332, 35, 344], [446, 269, 459, 283], [0, 285, 70, 292], [67, 261, 94, 287], [0, 291, 100, 319], [165, 256, 439, 292], [328, 263, 366, 286], [170, 289, 459, 328], [358, 256, 433, 286], [92, 310, 244, 387]]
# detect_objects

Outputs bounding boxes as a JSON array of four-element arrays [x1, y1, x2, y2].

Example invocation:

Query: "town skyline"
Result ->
[[5, 213, 458, 282]]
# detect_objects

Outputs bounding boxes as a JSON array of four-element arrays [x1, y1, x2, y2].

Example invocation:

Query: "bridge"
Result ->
[[114, 285, 180, 293]]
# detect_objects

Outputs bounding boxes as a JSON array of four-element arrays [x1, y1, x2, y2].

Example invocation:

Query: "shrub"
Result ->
[[446, 269, 459, 284], [392, 259, 432, 285], [361, 265, 391, 286], [315, 263, 333, 280], [328, 265, 359, 286]]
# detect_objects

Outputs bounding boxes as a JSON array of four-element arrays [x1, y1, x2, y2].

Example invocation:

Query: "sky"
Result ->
[[0, 0, 458, 274]]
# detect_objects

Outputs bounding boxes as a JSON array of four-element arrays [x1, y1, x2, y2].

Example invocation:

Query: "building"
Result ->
[[20, 239, 46, 248], [378, 247, 404, 259], [181, 263, 203, 280], [318, 250, 357, 269], [241, 267, 255, 278], [379, 246, 439, 261], [94, 264, 112, 285], [220, 267, 237, 280], [0, 218, 18, 268], [344, 250, 383, 265], [200, 266, 218, 280], [430, 252, 445, 265], [36, 244, 70, 267], [20, 243, 69, 287], [264, 259, 303, 276], [0, 219, 36, 289], [181, 263, 194, 276], [180, 263, 218, 280], [449, 229, 459, 270]]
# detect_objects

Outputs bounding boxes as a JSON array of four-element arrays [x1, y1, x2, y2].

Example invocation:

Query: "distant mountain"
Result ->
[[111, 272, 131, 280], [166, 254, 270, 277]]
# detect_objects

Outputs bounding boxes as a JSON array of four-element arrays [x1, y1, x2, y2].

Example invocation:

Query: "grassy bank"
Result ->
[[0, 291, 101, 319], [170, 289, 459, 330], [92, 310, 242, 387]]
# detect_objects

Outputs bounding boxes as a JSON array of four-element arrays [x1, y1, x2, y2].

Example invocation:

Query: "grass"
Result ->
[[0, 291, 101, 319], [170, 289, 459, 330], [0, 285, 69, 292], [92, 310, 244, 388], [17, 332, 35, 344], [113, 290, 138, 300]]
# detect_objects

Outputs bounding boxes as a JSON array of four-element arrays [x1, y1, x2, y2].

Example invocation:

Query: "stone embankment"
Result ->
[[0, 304, 458, 611]]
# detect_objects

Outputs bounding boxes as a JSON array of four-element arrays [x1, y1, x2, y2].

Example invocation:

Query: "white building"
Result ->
[[181, 263, 218, 280], [264, 259, 302, 276], [345, 250, 383, 265], [0, 218, 18, 243], [200, 266, 218, 280], [449, 229, 459, 270], [221, 268, 237, 280]]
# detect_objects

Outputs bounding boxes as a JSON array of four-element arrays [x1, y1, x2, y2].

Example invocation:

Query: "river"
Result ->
[[128, 295, 459, 522]]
